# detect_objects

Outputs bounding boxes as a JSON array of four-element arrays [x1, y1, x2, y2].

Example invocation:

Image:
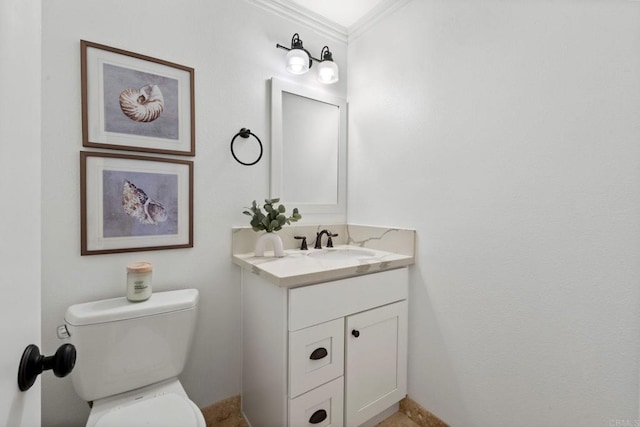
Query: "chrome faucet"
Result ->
[[314, 230, 338, 249]]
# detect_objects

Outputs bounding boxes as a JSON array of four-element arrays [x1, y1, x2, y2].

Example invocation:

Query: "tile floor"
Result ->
[[202, 395, 443, 427], [376, 412, 421, 427], [208, 411, 420, 427]]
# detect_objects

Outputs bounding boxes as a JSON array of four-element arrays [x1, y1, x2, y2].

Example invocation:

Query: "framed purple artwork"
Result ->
[[81, 151, 193, 255]]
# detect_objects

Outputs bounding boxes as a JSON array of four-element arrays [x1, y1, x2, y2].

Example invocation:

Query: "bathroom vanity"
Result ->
[[233, 226, 415, 427]]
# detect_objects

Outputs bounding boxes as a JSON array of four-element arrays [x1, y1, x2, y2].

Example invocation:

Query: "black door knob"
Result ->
[[351, 329, 360, 338], [18, 344, 76, 392]]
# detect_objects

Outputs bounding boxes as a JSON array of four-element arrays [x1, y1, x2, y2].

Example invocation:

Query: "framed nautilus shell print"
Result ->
[[81, 40, 195, 156], [80, 151, 193, 255]]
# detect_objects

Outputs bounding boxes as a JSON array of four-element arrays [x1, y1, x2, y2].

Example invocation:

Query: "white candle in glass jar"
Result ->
[[126, 262, 152, 302]]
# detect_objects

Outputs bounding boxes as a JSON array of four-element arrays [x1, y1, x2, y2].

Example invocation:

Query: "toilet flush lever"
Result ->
[[57, 324, 70, 339]]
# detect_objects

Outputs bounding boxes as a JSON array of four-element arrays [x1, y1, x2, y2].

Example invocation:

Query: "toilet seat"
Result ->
[[94, 393, 204, 427], [86, 379, 206, 427]]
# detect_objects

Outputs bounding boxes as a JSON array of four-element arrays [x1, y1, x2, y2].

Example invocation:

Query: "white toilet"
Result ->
[[63, 288, 206, 427]]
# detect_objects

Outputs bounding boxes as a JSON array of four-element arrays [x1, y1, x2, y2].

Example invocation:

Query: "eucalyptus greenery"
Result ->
[[243, 198, 301, 232]]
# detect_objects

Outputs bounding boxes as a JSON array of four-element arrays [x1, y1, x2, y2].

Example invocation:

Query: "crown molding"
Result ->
[[348, 0, 413, 42], [246, 0, 349, 44], [247, 0, 413, 45]]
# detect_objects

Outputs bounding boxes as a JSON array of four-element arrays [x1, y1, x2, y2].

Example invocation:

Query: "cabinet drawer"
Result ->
[[289, 318, 344, 397], [289, 268, 408, 331], [289, 376, 344, 427]]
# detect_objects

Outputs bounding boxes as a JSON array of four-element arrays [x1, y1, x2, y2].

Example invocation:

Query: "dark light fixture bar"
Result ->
[[276, 33, 339, 84], [276, 34, 323, 63]]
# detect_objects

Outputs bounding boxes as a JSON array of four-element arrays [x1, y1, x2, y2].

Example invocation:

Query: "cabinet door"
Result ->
[[345, 300, 407, 427]]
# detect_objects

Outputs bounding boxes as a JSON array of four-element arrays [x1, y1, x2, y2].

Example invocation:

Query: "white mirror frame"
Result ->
[[270, 77, 347, 216]]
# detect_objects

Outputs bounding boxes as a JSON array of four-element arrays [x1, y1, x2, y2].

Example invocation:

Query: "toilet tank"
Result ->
[[65, 289, 199, 402]]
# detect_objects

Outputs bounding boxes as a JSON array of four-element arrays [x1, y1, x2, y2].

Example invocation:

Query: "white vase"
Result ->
[[254, 232, 285, 257]]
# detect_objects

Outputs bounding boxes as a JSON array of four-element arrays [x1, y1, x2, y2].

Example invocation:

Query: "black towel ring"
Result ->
[[230, 128, 263, 166]]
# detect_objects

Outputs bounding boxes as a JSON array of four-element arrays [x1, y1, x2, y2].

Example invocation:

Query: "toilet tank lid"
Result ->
[[65, 289, 199, 326]]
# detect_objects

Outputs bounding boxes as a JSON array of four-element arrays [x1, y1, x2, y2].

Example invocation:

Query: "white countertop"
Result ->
[[232, 245, 414, 288]]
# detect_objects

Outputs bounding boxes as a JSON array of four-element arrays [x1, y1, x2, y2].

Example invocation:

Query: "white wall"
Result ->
[[0, 1, 41, 426], [40, 1, 346, 425], [348, 1, 640, 426]]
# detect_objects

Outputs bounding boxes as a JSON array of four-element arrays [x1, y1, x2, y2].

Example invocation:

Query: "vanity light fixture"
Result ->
[[276, 33, 339, 84], [281, 33, 311, 75], [317, 46, 339, 84]]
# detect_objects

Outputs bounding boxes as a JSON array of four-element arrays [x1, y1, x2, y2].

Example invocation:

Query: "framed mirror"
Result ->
[[270, 78, 347, 218]]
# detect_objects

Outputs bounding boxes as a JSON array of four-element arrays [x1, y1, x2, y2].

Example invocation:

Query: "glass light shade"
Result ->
[[317, 60, 339, 84], [285, 49, 310, 75]]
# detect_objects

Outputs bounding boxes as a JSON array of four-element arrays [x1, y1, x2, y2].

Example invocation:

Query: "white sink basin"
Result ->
[[307, 248, 376, 260]]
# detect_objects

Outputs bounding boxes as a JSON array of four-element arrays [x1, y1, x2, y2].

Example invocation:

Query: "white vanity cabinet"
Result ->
[[241, 267, 408, 427]]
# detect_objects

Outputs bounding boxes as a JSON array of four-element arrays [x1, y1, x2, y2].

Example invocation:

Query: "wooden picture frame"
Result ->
[[81, 40, 195, 156], [81, 151, 193, 255]]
